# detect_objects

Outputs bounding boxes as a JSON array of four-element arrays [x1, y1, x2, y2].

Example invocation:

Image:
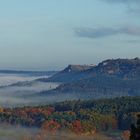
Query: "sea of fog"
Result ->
[[0, 73, 60, 107]]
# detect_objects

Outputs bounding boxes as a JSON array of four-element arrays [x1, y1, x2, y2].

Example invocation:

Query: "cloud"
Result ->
[[125, 40, 140, 44], [103, 0, 140, 5], [103, 0, 140, 3], [103, 0, 140, 14], [74, 26, 140, 38]]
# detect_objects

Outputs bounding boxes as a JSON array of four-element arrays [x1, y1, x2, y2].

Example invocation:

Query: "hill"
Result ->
[[36, 64, 94, 83], [1, 96, 140, 131], [38, 58, 140, 99]]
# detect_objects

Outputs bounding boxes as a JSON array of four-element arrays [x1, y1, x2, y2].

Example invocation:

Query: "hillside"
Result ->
[[1, 96, 140, 131], [37, 64, 94, 83], [38, 58, 140, 99], [37, 57, 140, 82]]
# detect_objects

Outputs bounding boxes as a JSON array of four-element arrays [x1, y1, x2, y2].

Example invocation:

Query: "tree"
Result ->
[[130, 114, 140, 140]]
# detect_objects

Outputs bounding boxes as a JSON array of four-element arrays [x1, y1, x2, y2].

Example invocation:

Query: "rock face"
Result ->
[[96, 57, 140, 78], [37, 64, 94, 83], [63, 64, 93, 72], [38, 58, 140, 99], [39, 57, 140, 82]]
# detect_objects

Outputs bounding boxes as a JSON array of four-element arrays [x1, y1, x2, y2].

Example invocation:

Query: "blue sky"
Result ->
[[0, 0, 140, 70]]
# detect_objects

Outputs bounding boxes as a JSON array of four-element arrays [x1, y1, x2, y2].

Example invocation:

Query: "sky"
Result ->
[[0, 0, 140, 70]]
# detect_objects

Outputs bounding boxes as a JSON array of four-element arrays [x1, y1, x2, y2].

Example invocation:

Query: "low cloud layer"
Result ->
[[0, 74, 60, 107], [74, 26, 140, 38]]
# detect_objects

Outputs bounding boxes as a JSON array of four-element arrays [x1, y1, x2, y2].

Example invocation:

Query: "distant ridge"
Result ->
[[37, 58, 140, 99], [0, 70, 57, 76], [37, 57, 140, 82], [37, 64, 94, 82]]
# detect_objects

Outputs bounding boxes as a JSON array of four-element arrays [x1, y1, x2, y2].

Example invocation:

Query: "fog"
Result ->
[[0, 74, 46, 86], [0, 73, 104, 107], [0, 124, 110, 140], [0, 124, 39, 140], [0, 74, 60, 107]]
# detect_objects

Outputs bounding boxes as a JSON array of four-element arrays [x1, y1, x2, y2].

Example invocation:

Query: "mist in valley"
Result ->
[[0, 124, 114, 140], [0, 73, 113, 107], [0, 74, 45, 86], [0, 73, 60, 107]]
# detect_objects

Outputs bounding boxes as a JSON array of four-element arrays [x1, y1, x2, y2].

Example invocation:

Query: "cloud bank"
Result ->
[[74, 26, 140, 38]]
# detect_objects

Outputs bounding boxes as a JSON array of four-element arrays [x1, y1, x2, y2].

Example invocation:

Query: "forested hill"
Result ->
[[37, 57, 140, 83], [0, 96, 140, 133], [38, 58, 140, 98], [37, 64, 94, 83]]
